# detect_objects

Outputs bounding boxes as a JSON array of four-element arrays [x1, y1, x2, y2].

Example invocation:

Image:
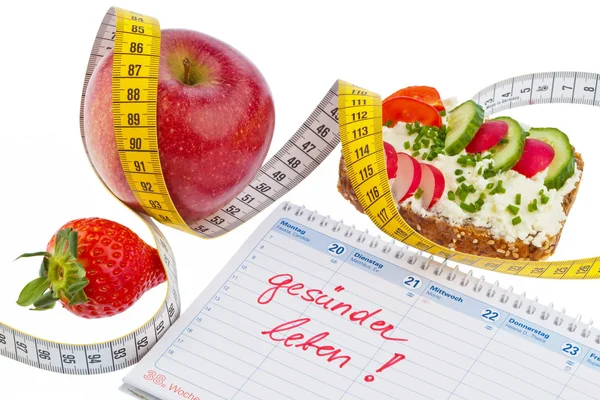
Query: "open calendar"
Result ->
[[122, 202, 600, 400]]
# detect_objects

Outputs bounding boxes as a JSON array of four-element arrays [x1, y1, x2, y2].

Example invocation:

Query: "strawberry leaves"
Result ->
[[31, 292, 58, 311], [15, 228, 89, 311], [15, 252, 52, 260], [16, 277, 50, 307]]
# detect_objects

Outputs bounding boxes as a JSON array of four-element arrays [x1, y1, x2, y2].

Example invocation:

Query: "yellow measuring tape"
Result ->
[[112, 9, 192, 234], [108, 8, 600, 280], [2, 5, 600, 378]]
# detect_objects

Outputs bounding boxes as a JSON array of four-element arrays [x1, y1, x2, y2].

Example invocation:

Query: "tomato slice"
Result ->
[[384, 86, 445, 113], [382, 96, 442, 128]]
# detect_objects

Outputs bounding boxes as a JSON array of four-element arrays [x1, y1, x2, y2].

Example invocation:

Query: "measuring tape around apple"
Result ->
[[1, 6, 600, 375]]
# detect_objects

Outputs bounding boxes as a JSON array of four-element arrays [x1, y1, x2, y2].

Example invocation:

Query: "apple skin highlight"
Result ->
[[84, 29, 275, 224]]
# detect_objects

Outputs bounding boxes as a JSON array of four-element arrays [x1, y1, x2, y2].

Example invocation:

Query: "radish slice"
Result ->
[[384, 142, 398, 178], [419, 164, 445, 209], [512, 138, 555, 178], [465, 120, 509, 154], [391, 153, 422, 203]]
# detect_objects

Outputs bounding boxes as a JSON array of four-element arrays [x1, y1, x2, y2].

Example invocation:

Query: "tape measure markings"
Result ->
[[475, 71, 600, 115], [186, 87, 340, 237], [0, 8, 182, 375], [112, 9, 193, 236], [6, 6, 600, 377]]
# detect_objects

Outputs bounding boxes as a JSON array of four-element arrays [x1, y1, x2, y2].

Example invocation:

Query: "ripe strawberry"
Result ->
[[16, 218, 166, 319]]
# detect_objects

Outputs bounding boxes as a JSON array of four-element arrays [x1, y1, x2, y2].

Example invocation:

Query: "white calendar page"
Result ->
[[123, 203, 600, 400]]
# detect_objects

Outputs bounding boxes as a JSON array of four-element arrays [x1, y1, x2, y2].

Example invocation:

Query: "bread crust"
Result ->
[[337, 152, 583, 261]]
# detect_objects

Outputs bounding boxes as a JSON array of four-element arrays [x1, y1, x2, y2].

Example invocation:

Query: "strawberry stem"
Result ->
[[15, 228, 89, 311]]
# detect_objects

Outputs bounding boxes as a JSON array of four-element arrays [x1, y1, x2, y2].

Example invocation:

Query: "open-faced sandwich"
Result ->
[[338, 86, 583, 261]]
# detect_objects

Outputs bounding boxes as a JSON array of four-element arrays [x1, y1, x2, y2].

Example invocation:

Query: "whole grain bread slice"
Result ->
[[337, 152, 583, 261]]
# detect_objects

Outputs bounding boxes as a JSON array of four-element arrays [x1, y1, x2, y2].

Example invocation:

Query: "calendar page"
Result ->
[[123, 203, 600, 400]]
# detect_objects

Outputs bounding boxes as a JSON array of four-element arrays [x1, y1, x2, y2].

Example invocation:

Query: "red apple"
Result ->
[[84, 29, 275, 224], [391, 152, 422, 203], [512, 138, 555, 178], [419, 163, 445, 209]]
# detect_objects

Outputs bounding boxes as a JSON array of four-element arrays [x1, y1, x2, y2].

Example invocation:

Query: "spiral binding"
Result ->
[[282, 202, 600, 346]]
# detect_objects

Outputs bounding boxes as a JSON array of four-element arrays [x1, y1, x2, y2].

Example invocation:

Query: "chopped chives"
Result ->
[[483, 168, 497, 179], [486, 182, 494, 190], [439, 110, 447, 117], [512, 216, 522, 225], [515, 193, 522, 205], [475, 193, 486, 210], [477, 166, 483, 175], [457, 176, 466, 183], [541, 194, 549, 204], [412, 151, 421, 157], [539, 189, 545, 195], [460, 202, 476, 213], [490, 180, 506, 195], [421, 152, 429, 160], [506, 205, 520, 215], [414, 188, 424, 200], [413, 143, 422, 151], [455, 169, 463, 176], [448, 191, 456, 201], [404, 141, 410, 150], [528, 200, 538, 212]]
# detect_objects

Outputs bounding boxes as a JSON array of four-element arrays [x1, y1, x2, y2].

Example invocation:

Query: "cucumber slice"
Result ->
[[491, 116, 526, 172], [445, 100, 484, 156], [528, 128, 575, 190]]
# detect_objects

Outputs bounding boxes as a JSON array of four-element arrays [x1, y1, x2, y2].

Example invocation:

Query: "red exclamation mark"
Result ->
[[364, 353, 406, 382]]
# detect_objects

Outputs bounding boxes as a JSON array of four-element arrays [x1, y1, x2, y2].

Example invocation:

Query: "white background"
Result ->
[[1, 0, 599, 398]]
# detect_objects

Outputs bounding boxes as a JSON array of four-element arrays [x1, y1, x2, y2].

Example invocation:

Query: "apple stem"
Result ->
[[182, 57, 191, 85]]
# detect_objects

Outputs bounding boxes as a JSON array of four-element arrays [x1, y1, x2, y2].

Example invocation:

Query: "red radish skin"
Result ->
[[384, 142, 398, 179], [391, 153, 422, 203], [465, 120, 509, 154], [419, 164, 445, 209], [512, 138, 555, 178]]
